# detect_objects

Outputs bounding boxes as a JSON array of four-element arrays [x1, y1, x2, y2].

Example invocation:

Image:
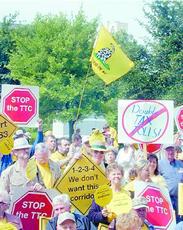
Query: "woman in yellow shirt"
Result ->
[[147, 154, 167, 188]]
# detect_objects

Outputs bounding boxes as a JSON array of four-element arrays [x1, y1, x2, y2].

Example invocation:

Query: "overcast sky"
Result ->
[[0, 0, 150, 43]]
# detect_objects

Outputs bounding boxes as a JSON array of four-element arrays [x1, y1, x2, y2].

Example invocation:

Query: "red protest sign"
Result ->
[[1, 84, 39, 127], [139, 186, 173, 229], [139, 143, 162, 154], [12, 191, 53, 230], [175, 106, 183, 132]]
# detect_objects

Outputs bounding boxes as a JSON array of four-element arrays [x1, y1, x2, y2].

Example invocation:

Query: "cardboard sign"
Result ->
[[11, 191, 53, 230], [94, 184, 112, 207], [135, 181, 175, 229], [1, 84, 39, 127], [55, 154, 109, 214], [118, 100, 174, 144], [0, 114, 17, 140], [0, 136, 14, 155]]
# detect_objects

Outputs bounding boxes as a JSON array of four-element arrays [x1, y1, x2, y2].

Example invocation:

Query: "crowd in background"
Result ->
[[0, 120, 183, 230]]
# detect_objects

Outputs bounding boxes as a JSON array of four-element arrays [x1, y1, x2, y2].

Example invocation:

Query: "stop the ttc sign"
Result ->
[[12, 191, 53, 230], [140, 186, 173, 229], [175, 106, 183, 132], [1, 84, 39, 127]]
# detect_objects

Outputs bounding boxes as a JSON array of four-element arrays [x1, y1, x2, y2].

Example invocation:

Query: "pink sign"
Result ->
[[1, 84, 39, 127], [176, 106, 183, 132], [12, 191, 53, 230], [140, 186, 173, 229]]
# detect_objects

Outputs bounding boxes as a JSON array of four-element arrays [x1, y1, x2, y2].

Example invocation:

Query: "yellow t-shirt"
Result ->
[[36, 162, 53, 189], [50, 151, 66, 162], [150, 175, 167, 188], [107, 188, 132, 216], [110, 127, 118, 148], [141, 223, 148, 230]]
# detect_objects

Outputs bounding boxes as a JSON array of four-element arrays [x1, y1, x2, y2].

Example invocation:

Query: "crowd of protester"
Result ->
[[0, 120, 183, 230]]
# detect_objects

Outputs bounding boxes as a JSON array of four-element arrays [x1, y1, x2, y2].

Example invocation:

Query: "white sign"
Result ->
[[52, 120, 64, 138], [1, 84, 39, 127], [118, 100, 174, 144]]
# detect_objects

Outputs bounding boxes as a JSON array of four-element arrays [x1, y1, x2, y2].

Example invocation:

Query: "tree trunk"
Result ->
[[68, 120, 75, 141]]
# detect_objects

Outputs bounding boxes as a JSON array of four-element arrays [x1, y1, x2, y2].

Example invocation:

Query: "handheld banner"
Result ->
[[118, 100, 174, 144], [55, 154, 109, 214], [1, 84, 39, 127]]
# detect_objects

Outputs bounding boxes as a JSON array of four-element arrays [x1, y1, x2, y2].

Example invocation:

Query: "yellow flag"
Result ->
[[90, 26, 134, 85]]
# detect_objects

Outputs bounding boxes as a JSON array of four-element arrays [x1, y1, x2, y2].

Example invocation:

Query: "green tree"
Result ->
[[8, 11, 111, 135], [143, 0, 183, 105], [0, 14, 19, 90]]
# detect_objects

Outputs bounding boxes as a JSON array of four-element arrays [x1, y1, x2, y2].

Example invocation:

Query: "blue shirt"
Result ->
[[159, 159, 183, 196], [0, 154, 12, 175]]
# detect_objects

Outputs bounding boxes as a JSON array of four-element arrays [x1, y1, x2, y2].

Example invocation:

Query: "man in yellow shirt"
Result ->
[[26, 143, 61, 189], [50, 138, 72, 170]]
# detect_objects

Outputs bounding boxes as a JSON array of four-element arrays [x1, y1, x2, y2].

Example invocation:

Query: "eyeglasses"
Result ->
[[0, 202, 10, 206]]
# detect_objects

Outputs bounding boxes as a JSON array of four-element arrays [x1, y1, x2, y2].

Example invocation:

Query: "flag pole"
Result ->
[[74, 65, 91, 131]]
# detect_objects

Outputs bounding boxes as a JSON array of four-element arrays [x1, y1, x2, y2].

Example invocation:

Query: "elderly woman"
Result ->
[[147, 154, 167, 188], [0, 190, 23, 229], [124, 159, 151, 198], [116, 209, 142, 230], [87, 163, 131, 228]]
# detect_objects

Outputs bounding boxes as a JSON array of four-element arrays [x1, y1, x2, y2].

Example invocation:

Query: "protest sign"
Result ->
[[178, 183, 183, 215], [98, 223, 109, 230], [118, 100, 174, 144], [139, 143, 162, 154], [94, 184, 112, 207], [39, 216, 51, 230], [0, 114, 17, 154], [1, 84, 39, 127], [0, 136, 14, 155], [55, 154, 109, 214], [11, 191, 53, 230], [0, 114, 17, 140], [135, 181, 175, 229], [175, 105, 183, 132]]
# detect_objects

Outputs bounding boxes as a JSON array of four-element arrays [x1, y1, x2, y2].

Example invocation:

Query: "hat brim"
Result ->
[[91, 147, 108, 152], [13, 145, 32, 150], [133, 204, 148, 209]]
